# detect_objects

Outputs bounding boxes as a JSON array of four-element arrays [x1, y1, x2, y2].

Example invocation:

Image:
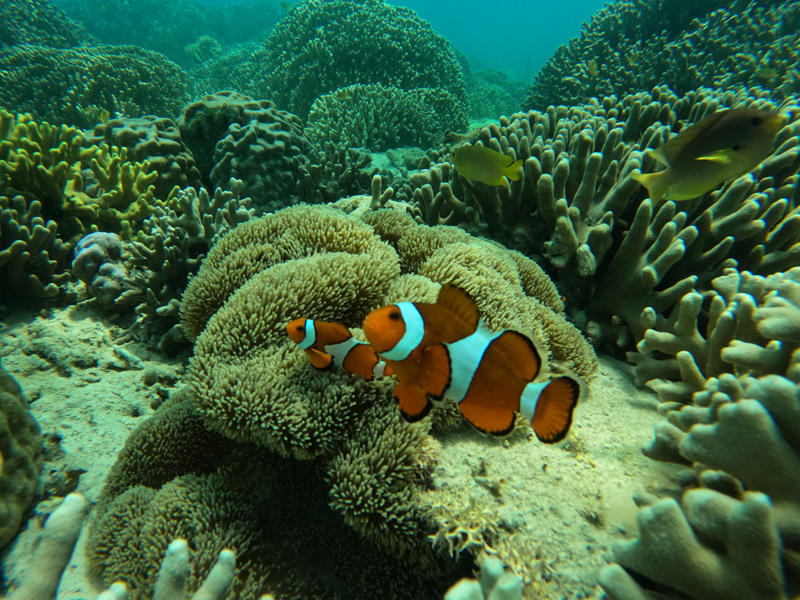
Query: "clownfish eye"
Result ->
[[388, 309, 401, 321], [732, 143, 741, 151], [295, 325, 304, 332], [751, 116, 762, 127]]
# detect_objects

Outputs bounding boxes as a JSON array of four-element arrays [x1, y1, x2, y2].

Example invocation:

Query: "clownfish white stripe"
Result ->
[[380, 302, 425, 362], [372, 361, 389, 378], [520, 381, 547, 422], [298, 319, 316, 350], [324, 337, 362, 369], [447, 326, 502, 403]]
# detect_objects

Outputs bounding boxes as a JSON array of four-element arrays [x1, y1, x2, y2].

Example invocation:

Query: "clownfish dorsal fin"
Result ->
[[490, 330, 542, 382], [436, 286, 480, 332], [315, 321, 352, 345]]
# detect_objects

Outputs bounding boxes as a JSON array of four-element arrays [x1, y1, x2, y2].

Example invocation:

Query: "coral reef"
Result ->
[[0, 0, 88, 48], [444, 557, 523, 600], [400, 86, 800, 361], [6, 493, 86, 600], [0, 362, 43, 549], [0, 44, 190, 128], [523, 0, 800, 110], [84, 116, 203, 199], [248, 0, 467, 120], [118, 180, 255, 352], [306, 84, 467, 152], [177, 91, 309, 209], [71, 232, 132, 311]]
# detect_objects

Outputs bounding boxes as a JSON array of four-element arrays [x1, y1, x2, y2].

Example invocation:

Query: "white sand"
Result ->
[[0, 304, 678, 599]]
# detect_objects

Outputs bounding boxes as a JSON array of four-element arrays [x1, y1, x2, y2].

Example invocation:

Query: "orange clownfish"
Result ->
[[421, 325, 583, 442], [363, 287, 583, 442], [362, 286, 481, 421], [286, 318, 392, 380]]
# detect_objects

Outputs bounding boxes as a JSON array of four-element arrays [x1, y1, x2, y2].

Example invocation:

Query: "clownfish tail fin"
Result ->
[[523, 375, 583, 444]]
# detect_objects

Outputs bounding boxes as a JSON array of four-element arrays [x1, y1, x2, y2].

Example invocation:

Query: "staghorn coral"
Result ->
[[0, 44, 190, 128], [0, 362, 43, 549], [524, 0, 799, 110], [306, 84, 467, 152], [248, 0, 467, 120]]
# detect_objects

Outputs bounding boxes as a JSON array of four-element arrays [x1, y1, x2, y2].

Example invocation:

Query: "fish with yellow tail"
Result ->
[[363, 287, 583, 441], [362, 286, 482, 420], [286, 318, 392, 380], [632, 108, 787, 203], [450, 144, 524, 186]]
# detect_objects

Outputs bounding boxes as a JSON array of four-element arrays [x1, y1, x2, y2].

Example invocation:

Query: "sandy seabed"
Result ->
[[0, 303, 679, 599]]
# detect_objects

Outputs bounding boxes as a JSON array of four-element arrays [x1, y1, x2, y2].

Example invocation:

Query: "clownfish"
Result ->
[[362, 286, 481, 421], [363, 287, 583, 442], [286, 318, 392, 380], [420, 325, 583, 442]]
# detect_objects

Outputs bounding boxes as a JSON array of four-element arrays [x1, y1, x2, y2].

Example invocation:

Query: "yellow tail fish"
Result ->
[[450, 144, 524, 186], [632, 108, 786, 203]]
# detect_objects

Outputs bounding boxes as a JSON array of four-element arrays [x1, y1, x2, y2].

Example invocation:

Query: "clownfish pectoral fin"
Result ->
[[342, 342, 385, 380], [306, 348, 334, 370], [490, 330, 542, 382], [458, 401, 517, 436], [394, 381, 432, 422], [529, 376, 582, 444], [419, 344, 451, 399], [436, 286, 480, 332]]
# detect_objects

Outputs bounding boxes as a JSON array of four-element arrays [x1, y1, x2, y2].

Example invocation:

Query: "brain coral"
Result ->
[[248, 0, 468, 120], [0, 362, 43, 549], [524, 0, 799, 110]]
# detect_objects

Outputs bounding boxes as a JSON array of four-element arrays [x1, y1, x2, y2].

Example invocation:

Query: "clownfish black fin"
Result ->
[[436, 286, 480, 332], [531, 376, 581, 443], [394, 381, 432, 422]]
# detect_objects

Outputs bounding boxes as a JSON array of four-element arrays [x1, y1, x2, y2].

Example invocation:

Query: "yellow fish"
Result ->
[[632, 108, 786, 203], [587, 59, 598, 77], [450, 145, 524, 186]]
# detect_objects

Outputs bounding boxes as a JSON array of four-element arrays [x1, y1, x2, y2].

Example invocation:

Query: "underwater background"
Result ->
[[1, 0, 799, 599]]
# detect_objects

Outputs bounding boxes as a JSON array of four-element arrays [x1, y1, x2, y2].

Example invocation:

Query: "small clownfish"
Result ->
[[420, 325, 583, 442], [286, 318, 392, 380], [362, 287, 481, 420]]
